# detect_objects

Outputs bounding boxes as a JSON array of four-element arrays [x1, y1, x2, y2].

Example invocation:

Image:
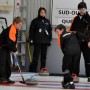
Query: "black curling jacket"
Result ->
[[69, 12, 90, 42], [29, 16, 52, 44], [0, 24, 17, 52], [60, 31, 80, 54]]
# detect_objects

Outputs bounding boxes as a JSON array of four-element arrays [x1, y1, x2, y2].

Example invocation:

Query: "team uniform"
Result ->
[[69, 12, 90, 79], [60, 31, 81, 76], [29, 15, 52, 72], [59, 30, 80, 89], [55, 24, 81, 89], [0, 24, 17, 83]]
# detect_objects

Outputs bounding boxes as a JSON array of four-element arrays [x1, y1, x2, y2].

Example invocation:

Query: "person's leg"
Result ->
[[71, 51, 81, 83], [72, 52, 81, 76], [81, 42, 90, 81], [0, 48, 7, 83], [5, 52, 15, 84], [80, 42, 90, 82], [83, 49, 90, 79], [83, 50, 90, 76], [5, 51, 11, 79], [62, 54, 73, 82], [40, 44, 47, 69], [29, 44, 41, 72], [62, 54, 72, 73], [62, 54, 75, 89]]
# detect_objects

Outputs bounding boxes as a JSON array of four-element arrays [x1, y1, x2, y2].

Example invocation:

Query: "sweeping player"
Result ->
[[0, 16, 24, 84]]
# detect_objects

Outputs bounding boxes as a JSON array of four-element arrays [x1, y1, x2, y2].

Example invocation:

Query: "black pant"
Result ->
[[62, 51, 81, 76], [29, 44, 48, 72], [80, 42, 90, 77], [0, 48, 11, 79]]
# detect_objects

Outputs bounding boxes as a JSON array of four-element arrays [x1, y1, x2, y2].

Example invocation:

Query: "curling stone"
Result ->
[[25, 76, 38, 85]]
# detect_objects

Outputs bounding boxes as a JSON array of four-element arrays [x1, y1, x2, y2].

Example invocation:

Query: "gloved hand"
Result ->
[[48, 42, 51, 46], [30, 40, 34, 46]]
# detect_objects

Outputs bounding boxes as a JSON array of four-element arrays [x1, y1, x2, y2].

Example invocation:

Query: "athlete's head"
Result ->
[[78, 2, 87, 15], [55, 24, 66, 36]]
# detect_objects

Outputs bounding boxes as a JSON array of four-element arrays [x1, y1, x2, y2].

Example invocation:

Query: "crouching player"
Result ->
[[55, 24, 81, 89]]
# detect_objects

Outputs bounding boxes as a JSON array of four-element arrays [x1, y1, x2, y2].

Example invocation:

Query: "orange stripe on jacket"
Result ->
[[67, 16, 76, 32], [57, 35, 61, 47], [9, 24, 16, 42]]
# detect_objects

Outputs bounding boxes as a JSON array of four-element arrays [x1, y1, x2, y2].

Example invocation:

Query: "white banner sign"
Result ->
[[52, 0, 90, 26], [0, 0, 14, 26]]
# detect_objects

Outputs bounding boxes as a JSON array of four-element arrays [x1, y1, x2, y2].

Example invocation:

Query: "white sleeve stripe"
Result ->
[[62, 33, 71, 37]]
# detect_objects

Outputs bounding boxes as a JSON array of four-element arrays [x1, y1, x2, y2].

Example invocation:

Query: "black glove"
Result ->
[[30, 40, 33, 46], [48, 42, 51, 46]]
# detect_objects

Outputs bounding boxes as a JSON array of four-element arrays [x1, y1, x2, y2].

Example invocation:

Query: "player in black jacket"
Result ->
[[69, 1, 90, 82], [55, 24, 81, 89], [29, 7, 52, 74], [0, 16, 24, 84]]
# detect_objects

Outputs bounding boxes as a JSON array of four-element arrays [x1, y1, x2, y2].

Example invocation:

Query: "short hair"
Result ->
[[13, 16, 24, 24], [38, 7, 46, 15], [55, 24, 66, 31], [78, 2, 87, 9]]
